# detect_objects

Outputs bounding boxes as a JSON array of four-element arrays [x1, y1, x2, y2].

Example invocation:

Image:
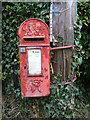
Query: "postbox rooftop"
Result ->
[[18, 18, 50, 47]]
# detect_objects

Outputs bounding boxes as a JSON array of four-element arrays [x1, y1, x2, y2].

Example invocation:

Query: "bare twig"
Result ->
[[53, 8, 70, 14], [53, 0, 74, 14], [8, 107, 18, 114], [51, 63, 54, 74]]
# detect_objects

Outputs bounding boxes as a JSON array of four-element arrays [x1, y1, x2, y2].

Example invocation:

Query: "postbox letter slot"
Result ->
[[24, 38, 44, 41]]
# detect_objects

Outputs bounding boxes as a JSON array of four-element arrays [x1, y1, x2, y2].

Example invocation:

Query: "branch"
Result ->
[[53, 1, 74, 14], [53, 8, 70, 14]]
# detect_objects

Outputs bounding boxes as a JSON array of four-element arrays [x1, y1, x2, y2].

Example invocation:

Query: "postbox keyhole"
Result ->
[[24, 66, 26, 69]]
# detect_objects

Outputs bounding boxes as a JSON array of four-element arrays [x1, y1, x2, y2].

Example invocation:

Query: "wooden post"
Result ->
[[52, 1, 77, 82]]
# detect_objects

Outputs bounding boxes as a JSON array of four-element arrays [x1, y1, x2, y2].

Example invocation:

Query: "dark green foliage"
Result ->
[[2, 2, 89, 119], [73, 20, 83, 77], [2, 74, 88, 119], [39, 74, 87, 118], [77, 2, 90, 98], [2, 2, 49, 86], [2, 2, 50, 118]]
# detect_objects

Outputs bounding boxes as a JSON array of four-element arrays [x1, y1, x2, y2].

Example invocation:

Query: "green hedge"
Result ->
[[77, 2, 90, 98], [2, 2, 89, 119], [2, 2, 49, 82]]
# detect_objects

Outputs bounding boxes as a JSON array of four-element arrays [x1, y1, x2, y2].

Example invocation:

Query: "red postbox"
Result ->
[[18, 18, 77, 97], [18, 18, 50, 97]]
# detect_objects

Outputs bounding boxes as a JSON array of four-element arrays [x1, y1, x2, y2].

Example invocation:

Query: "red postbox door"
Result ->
[[18, 18, 50, 97]]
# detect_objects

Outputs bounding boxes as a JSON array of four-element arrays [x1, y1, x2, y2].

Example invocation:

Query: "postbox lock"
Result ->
[[20, 47, 26, 53], [24, 66, 26, 69]]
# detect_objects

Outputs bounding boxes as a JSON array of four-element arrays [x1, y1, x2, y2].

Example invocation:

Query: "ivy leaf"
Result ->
[[71, 98, 74, 104], [78, 57, 82, 65]]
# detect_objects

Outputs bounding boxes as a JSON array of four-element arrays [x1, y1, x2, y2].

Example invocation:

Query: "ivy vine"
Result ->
[[2, 2, 89, 119]]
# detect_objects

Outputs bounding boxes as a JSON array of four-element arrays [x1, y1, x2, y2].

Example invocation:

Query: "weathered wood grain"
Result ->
[[52, 2, 76, 82]]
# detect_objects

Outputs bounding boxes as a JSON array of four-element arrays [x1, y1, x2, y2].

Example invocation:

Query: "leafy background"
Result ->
[[77, 2, 90, 98], [2, 2, 90, 119]]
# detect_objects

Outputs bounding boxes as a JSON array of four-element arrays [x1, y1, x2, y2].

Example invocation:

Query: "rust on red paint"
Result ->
[[18, 18, 50, 97]]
